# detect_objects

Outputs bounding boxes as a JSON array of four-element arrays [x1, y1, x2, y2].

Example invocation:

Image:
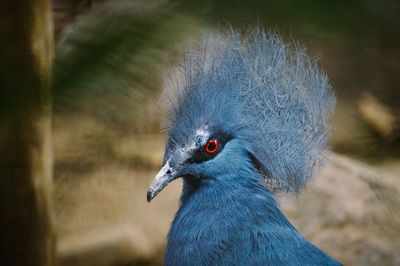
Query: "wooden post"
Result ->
[[0, 0, 55, 265]]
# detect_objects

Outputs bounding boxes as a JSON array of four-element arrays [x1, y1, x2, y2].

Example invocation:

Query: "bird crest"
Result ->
[[161, 28, 335, 193]]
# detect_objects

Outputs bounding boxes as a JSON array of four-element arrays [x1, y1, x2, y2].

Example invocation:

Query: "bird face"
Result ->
[[147, 125, 238, 202]]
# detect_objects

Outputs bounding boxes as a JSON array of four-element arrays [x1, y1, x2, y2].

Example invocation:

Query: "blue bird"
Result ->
[[147, 28, 341, 266]]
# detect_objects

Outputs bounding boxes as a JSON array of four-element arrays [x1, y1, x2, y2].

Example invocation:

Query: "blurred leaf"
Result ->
[[172, 0, 381, 38], [54, 0, 198, 125]]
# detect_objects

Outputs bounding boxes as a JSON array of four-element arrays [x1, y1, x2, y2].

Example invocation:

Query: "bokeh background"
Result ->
[[49, 0, 400, 265]]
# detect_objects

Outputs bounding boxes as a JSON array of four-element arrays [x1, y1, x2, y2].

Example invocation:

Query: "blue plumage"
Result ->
[[147, 28, 340, 265]]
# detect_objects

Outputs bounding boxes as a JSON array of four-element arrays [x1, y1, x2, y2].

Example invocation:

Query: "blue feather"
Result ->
[[162, 28, 335, 193], [152, 28, 340, 265], [165, 140, 339, 265]]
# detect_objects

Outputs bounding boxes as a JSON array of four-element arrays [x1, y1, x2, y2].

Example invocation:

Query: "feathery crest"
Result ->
[[161, 28, 335, 193]]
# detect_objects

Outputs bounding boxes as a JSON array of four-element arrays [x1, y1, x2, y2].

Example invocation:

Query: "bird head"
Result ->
[[147, 29, 335, 202], [147, 124, 249, 202]]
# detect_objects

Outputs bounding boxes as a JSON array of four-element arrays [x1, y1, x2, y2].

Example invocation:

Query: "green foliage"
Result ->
[[54, 1, 198, 124], [173, 0, 383, 37], [54, 0, 399, 124]]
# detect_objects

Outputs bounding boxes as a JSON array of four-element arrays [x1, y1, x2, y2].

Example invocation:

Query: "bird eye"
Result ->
[[204, 138, 220, 155]]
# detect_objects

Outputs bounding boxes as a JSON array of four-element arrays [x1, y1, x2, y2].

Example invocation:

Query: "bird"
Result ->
[[147, 28, 341, 266]]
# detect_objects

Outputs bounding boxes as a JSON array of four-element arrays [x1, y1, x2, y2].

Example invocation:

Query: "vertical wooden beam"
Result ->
[[0, 0, 55, 265]]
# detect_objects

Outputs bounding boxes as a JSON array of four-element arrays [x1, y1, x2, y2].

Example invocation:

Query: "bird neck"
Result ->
[[165, 171, 299, 264], [177, 172, 292, 227]]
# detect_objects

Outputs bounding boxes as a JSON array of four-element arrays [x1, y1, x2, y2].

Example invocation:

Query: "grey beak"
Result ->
[[147, 160, 176, 202]]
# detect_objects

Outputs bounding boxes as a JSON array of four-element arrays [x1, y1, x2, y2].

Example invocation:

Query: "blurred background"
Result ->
[[3, 0, 400, 265]]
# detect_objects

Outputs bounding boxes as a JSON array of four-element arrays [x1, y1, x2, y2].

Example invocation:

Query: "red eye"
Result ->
[[204, 138, 220, 155]]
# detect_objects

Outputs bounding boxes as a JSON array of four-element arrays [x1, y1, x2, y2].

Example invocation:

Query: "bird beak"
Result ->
[[147, 159, 177, 202]]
